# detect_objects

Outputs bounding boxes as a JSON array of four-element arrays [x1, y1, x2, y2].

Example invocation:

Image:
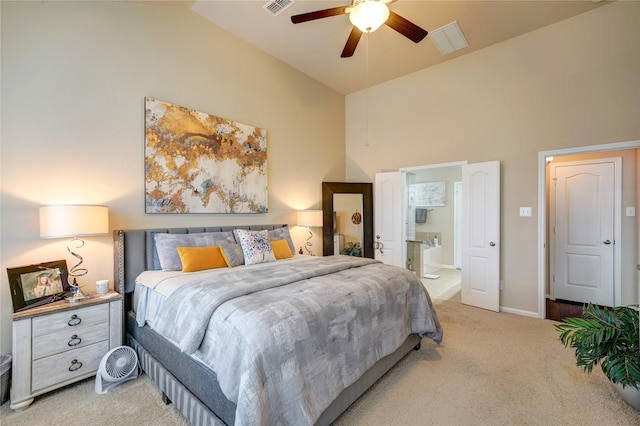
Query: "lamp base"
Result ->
[[66, 277, 92, 302], [66, 287, 92, 303], [66, 293, 92, 303]]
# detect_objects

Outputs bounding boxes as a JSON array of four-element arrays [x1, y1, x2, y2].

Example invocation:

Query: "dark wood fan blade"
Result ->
[[341, 27, 363, 58], [291, 6, 349, 24], [385, 10, 428, 43]]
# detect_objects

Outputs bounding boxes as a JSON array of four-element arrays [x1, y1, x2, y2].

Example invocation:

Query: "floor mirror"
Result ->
[[321, 182, 373, 258]]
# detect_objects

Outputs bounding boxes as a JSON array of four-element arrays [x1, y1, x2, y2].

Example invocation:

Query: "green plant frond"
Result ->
[[602, 353, 640, 387], [556, 304, 640, 386]]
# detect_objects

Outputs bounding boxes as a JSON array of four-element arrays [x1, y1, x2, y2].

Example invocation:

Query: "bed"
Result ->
[[114, 224, 442, 426]]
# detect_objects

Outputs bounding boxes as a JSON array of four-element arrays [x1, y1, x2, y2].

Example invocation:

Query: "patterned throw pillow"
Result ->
[[219, 243, 245, 267], [234, 229, 276, 265]]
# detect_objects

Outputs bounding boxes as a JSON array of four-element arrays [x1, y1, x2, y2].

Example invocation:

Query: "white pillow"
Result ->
[[234, 229, 275, 265]]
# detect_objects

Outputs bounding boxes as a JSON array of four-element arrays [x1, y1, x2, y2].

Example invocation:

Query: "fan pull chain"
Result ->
[[364, 32, 370, 147]]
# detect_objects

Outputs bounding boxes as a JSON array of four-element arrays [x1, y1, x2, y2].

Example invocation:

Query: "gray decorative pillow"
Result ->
[[219, 243, 245, 267], [154, 231, 236, 271], [234, 229, 275, 265], [268, 227, 295, 255]]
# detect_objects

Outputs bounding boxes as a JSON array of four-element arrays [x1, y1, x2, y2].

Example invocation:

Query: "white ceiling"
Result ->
[[140, 1, 608, 95]]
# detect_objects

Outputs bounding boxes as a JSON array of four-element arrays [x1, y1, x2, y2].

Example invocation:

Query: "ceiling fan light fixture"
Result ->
[[349, 0, 390, 33]]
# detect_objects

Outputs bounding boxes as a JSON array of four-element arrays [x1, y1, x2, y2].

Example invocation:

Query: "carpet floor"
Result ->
[[2, 289, 639, 425]]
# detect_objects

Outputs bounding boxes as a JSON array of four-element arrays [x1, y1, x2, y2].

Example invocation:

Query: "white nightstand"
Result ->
[[10, 291, 122, 410]]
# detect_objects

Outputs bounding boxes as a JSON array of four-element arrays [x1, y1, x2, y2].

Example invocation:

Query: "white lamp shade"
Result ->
[[39, 205, 109, 239], [349, 0, 390, 33], [297, 210, 323, 228]]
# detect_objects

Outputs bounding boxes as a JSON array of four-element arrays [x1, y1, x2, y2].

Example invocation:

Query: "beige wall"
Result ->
[[346, 1, 640, 315], [0, 1, 345, 353]]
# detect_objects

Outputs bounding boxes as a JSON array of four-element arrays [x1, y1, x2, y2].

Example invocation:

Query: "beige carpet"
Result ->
[[2, 294, 639, 426]]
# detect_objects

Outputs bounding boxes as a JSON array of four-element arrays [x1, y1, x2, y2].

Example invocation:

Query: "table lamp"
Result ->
[[39, 205, 109, 302], [297, 210, 323, 255]]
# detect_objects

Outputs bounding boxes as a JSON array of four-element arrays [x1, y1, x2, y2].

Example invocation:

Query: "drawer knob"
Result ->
[[68, 359, 83, 372], [68, 314, 81, 326], [68, 335, 82, 347]]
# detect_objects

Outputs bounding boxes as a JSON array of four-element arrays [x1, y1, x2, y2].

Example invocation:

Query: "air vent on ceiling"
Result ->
[[263, 0, 294, 16], [429, 21, 469, 55]]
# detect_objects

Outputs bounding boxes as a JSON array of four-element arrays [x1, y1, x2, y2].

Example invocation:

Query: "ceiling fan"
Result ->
[[291, 0, 428, 58]]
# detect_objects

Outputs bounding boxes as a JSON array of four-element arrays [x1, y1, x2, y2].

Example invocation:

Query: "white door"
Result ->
[[551, 160, 616, 307], [374, 171, 404, 267], [461, 161, 500, 312]]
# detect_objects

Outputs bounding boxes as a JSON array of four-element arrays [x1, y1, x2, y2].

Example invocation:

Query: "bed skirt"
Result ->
[[128, 336, 224, 426]]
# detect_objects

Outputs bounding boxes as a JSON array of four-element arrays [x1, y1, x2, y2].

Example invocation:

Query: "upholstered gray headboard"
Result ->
[[114, 224, 290, 297]]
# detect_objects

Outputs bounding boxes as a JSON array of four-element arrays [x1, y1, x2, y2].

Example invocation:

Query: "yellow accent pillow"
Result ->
[[271, 239, 294, 259], [176, 246, 229, 272]]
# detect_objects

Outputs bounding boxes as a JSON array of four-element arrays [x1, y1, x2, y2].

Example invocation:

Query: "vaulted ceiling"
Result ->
[[136, 1, 608, 94]]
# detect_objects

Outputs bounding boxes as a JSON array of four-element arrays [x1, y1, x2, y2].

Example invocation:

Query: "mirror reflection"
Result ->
[[333, 194, 363, 256]]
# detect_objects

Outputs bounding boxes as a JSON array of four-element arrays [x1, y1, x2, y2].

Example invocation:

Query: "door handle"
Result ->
[[375, 235, 384, 254], [489, 241, 496, 247], [603, 240, 611, 245]]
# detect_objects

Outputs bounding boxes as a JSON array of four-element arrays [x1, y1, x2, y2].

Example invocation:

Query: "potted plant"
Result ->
[[340, 241, 362, 257], [555, 303, 640, 410]]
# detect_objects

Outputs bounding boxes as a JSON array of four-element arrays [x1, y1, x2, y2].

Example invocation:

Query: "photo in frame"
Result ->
[[6, 260, 70, 312]]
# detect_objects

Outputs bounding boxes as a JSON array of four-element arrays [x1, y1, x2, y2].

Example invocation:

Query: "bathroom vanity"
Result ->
[[407, 239, 442, 278], [422, 245, 442, 277]]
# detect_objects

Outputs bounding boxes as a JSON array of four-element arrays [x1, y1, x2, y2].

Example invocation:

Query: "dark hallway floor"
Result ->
[[545, 298, 586, 321]]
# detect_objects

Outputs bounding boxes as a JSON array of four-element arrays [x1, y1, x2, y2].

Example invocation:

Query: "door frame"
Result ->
[[454, 181, 462, 269], [537, 140, 640, 319]]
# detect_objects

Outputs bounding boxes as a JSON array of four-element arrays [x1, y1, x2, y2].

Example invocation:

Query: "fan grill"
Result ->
[[105, 347, 137, 379]]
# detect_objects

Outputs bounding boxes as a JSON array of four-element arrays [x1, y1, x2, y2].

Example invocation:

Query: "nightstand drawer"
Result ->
[[32, 323, 109, 360], [32, 304, 109, 337], [32, 341, 109, 392]]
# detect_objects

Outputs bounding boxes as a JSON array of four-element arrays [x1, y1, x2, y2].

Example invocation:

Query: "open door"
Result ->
[[374, 171, 404, 267], [461, 161, 500, 312]]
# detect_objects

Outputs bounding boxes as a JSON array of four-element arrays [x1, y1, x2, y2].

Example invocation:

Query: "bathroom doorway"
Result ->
[[402, 163, 463, 303]]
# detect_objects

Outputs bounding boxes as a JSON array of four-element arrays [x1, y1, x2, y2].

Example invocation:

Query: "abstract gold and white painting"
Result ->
[[144, 97, 268, 213]]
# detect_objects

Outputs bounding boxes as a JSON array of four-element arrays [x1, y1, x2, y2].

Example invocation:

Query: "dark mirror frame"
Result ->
[[322, 182, 374, 258]]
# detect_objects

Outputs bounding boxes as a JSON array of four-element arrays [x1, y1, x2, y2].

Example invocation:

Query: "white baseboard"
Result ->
[[499, 306, 540, 318]]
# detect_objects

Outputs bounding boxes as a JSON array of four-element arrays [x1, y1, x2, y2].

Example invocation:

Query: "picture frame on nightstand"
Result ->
[[6, 260, 71, 313]]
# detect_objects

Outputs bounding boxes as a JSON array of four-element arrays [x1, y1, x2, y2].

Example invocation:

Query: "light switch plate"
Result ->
[[519, 207, 532, 217], [626, 207, 636, 217]]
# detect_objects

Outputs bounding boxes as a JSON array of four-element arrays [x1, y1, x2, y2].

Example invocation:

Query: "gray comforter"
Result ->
[[153, 256, 442, 426]]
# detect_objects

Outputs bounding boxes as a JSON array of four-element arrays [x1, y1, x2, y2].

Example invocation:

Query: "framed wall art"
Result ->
[[6, 260, 70, 312], [144, 97, 268, 214]]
